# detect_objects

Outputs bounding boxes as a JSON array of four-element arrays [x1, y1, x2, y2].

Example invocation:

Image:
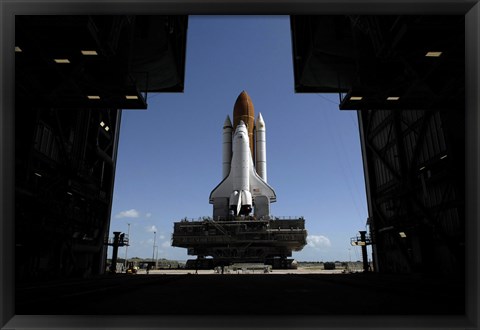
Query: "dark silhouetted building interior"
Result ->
[[15, 15, 188, 282], [291, 15, 464, 275]]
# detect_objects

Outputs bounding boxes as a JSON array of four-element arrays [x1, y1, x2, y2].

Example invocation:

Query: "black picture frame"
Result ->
[[1, 1, 478, 329]]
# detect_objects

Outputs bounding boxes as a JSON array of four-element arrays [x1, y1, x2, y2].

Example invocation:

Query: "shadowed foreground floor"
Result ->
[[16, 271, 464, 315]]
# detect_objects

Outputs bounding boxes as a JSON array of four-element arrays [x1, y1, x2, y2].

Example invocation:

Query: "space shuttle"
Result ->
[[209, 91, 276, 219]]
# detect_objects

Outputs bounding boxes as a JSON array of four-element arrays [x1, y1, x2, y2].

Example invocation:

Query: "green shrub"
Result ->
[[324, 262, 335, 270]]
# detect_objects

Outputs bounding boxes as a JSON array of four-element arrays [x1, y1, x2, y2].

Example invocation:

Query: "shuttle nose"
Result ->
[[235, 120, 247, 132], [235, 123, 249, 138]]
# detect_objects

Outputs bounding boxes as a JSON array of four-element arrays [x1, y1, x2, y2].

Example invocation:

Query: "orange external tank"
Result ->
[[233, 90, 255, 158]]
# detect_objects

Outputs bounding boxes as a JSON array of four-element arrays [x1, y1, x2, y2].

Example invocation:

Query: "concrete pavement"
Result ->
[[16, 269, 464, 315]]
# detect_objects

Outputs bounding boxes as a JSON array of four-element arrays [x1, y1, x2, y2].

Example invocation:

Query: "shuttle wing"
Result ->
[[209, 156, 276, 203], [209, 173, 233, 203], [248, 157, 276, 202]]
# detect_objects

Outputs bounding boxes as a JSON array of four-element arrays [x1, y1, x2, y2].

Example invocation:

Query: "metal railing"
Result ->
[[105, 234, 129, 246]]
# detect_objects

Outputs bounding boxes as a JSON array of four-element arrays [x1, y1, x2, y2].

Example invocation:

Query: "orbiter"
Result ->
[[209, 90, 276, 219]]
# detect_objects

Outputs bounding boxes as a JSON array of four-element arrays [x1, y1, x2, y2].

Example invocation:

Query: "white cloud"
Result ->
[[146, 225, 158, 233], [307, 235, 331, 249], [146, 213, 152, 218], [115, 209, 140, 219], [159, 235, 165, 240]]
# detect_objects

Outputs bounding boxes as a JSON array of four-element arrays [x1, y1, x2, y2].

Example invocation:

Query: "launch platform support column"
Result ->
[[109, 232, 121, 273], [360, 231, 369, 272]]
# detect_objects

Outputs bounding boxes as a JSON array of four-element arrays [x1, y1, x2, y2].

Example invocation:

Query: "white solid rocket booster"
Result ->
[[222, 115, 233, 179], [255, 112, 267, 182]]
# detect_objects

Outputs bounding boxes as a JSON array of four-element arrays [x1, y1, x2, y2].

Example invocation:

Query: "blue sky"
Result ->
[[108, 16, 370, 262]]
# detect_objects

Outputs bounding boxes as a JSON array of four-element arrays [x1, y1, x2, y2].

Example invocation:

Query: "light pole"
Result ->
[[124, 223, 130, 269], [348, 248, 352, 271], [152, 231, 157, 265]]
